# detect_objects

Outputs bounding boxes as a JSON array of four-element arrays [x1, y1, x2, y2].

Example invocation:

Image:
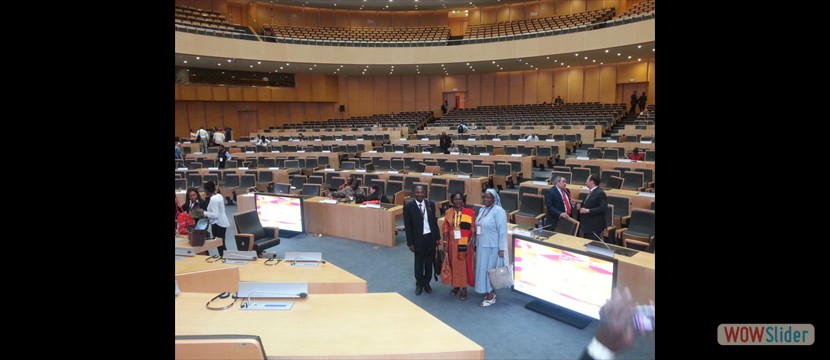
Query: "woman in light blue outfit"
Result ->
[[474, 188, 509, 307]]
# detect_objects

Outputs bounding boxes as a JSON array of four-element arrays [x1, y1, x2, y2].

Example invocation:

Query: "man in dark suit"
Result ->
[[544, 175, 575, 230], [629, 91, 638, 114], [403, 185, 440, 295], [578, 174, 608, 240]]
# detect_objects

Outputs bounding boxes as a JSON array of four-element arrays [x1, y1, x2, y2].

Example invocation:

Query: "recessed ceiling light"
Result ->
[[628, 56, 632, 59], [600, 62, 603, 65], [637, 45, 642, 48], [592, 60, 596, 63], [340, 65, 344, 68], [280, 67, 283, 69], [567, 66, 570, 68], [575, 53, 578, 56], [250, 65, 253, 68], [227, 59, 232, 62], [492, 61, 496, 63], [637, 58, 642, 61], [314, 64, 317, 67], [184, 60, 187, 64], [617, 53, 621, 56], [218, 63, 221, 66], [196, 57, 200, 60], [186, 69, 189, 72], [605, 50, 609, 53], [257, 61, 261, 64], [286, 63, 290, 66], [546, 57, 549, 59], [560, 63, 564, 65], [309, 68, 312, 70], [652, 48, 655, 51], [584, 57, 588, 59]]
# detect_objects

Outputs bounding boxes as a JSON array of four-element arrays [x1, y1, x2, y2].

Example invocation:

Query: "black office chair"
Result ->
[[554, 216, 580, 236], [232, 210, 280, 255], [620, 209, 655, 250]]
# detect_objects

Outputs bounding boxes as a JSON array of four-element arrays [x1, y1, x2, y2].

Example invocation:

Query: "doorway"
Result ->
[[618, 82, 649, 113], [443, 92, 467, 112]]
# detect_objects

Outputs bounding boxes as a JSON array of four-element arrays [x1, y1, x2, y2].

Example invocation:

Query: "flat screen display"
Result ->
[[255, 193, 305, 233], [512, 235, 617, 320]]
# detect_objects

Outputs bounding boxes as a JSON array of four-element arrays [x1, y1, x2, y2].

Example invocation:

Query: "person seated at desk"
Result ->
[[329, 178, 366, 201], [526, 134, 539, 141], [256, 135, 270, 146], [448, 144, 460, 153], [338, 177, 353, 191], [365, 184, 389, 203], [628, 148, 645, 161]]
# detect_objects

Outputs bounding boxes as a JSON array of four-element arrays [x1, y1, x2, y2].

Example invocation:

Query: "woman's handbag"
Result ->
[[176, 205, 194, 235], [440, 248, 452, 284], [487, 257, 514, 290], [188, 219, 209, 246]]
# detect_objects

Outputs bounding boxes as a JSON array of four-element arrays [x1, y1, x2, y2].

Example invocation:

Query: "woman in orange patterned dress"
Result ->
[[441, 192, 476, 301]]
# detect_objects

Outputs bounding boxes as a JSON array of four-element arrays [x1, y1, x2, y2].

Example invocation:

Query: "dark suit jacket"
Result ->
[[544, 186, 573, 229], [181, 199, 207, 213], [579, 187, 608, 236], [403, 199, 440, 252]]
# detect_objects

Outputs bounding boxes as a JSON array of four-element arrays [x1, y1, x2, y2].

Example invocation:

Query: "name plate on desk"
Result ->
[[422, 173, 433, 176], [314, 138, 322, 141], [513, 228, 533, 237], [208, 167, 219, 170], [468, 138, 477, 141], [322, 150, 331, 153], [638, 192, 656, 198], [532, 181, 549, 185], [422, 151, 431, 154], [297, 150, 305, 153], [268, 167, 280, 170], [320, 199, 338, 204], [228, 140, 236, 142], [177, 167, 188, 171], [363, 203, 381, 209], [356, 138, 364, 141], [640, 141, 653, 144], [291, 139, 300, 141], [511, 154, 523, 157], [271, 150, 280, 153], [492, 138, 501, 141], [193, 152, 203, 155], [606, 140, 618, 143], [421, 138, 430, 141], [457, 174, 470, 179], [239, 167, 249, 170], [479, 153, 490, 156], [450, 152, 460, 155], [387, 170, 399, 174], [324, 168, 335, 172], [223, 260, 250, 265], [356, 169, 367, 173], [518, 139, 527, 142], [617, 158, 633, 162], [546, 139, 557, 142], [576, 156, 590, 160], [399, 138, 407, 141], [367, 150, 377, 153], [183, 141, 191, 144], [245, 151, 255, 153], [394, 151, 404, 154]]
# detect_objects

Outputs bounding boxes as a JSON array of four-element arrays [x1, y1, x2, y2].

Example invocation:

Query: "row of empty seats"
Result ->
[[437, 103, 625, 128], [615, 0, 655, 19], [264, 25, 450, 43], [276, 111, 432, 130], [464, 8, 614, 40]]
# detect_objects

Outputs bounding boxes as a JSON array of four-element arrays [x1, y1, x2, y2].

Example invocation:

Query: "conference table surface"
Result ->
[[174, 235, 223, 255], [389, 139, 573, 158], [175, 292, 484, 359], [564, 158, 655, 181], [302, 196, 404, 247], [175, 255, 367, 294]]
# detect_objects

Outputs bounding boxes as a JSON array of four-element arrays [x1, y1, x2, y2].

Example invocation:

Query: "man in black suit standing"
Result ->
[[578, 174, 608, 240], [544, 175, 575, 230], [403, 185, 440, 295], [629, 91, 638, 114]]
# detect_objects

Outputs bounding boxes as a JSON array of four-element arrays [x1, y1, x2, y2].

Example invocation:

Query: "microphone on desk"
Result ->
[[240, 291, 308, 308], [290, 255, 327, 265]]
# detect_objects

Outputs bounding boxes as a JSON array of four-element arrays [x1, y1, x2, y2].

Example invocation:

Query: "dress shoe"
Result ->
[[459, 288, 468, 301], [424, 283, 432, 294], [450, 287, 460, 296], [415, 286, 423, 296]]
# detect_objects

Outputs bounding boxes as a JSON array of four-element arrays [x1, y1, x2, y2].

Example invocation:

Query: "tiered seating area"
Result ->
[[436, 103, 625, 130], [277, 111, 434, 130], [615, 0, 655, 18], [263, 25, 450, 46], [175, 5, 256, 40], [464, 8, 615, 40]]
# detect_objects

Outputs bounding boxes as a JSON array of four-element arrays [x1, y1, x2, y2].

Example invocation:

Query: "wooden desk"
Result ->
[[389, 139, 572, 158], [175, 255, 367, 294], [175, 292, 483, 359], [594, 141, 655, 152], [518, 181, 655, 210], [303, 197, 403, 247], [175, 235, 223, 255], [187, 152, 342, 170], [419, 128, 597, 144], [564, 159, 655, 181], [318, 170, 489, 205], [361, 153, 534, 184]]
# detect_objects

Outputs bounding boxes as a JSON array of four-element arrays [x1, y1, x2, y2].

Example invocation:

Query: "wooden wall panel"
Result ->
[[211, 87, 228, 101], [468, 9, 482, 26], [373, 76, 389, 115], [319, 103, 336, 121], [496, 6, 510, 22], [647, 60, 655, 105], [288, 6, 304, 27], [205, 102, 224, 128], [272, 4, 289, 26], [583, 65, 600, 103], [241, 87, 258, 102], [401, 76, 416, 112], [311, 74, 326, 102], [256, 103, 275, 128], [552, 68, 568, 103], [227, 87, 243, 101], [350, 12, 364, 27], [346, 76, 362, 117], [289, 103, 306, 123], [187, 102, 206, 127], [377, 12, 392, 27], [599, 65, 617, 104], [526, 2, 540, 18], [537, 69, 553, 104], [256, 87, 271, 102], [392, 12, 406, 28], [222, 103, 239, 131], [334, 10, 349, 27], [467, 73, 481, 109], [444, 75, 466, 92], [523, 70, 537, 104], [180, 85, 197, 101], [318, 9, 334, 27], [304, 103, 320, 121], [570, 0, 587, 14], [508, 71, 523, 105], [480, 73, 495, 106], [509, 4, 525, 21], [195, 85, 213, 100], [405, 12, 419, 27], [429, 75, 443, 117], [361, 76, 375, 115], [494, 72, 509, 106], [539, 0, 555, 17], [175, 102, 190, 138], [274, 103, 290, 126], [305, 9, 319, 28], [567, 67, 584, 103], [616, 62, 649, 83], [415, 75, 430, 112], [387, 76, 402, 114], [434, 10, 449, 26], [554, 0, 571, 15]]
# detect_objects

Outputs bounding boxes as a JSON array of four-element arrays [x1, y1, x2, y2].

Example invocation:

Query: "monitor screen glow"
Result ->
[[512, 235, 617, 320], [255, 193, 304, 233]]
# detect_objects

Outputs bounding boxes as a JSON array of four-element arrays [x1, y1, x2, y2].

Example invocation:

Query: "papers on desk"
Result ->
[[394, 151, 404, 154], [362, 203, 381, 209], [546, 139, 556, 142], [356, 169, 367, 173], [241, 193, 255, 197], [271, 150, 280, 153], [268, 167, 280, 170], [640, 141, 653, 144], [324, 168, 335, 172], [367, 150, 377, 153], [468, 138, 476, 141], [399, 138, 407, 141], [492, 138, 501, 141], [240, 167, 249, 170], [421, 138, 430, 141], [513, 228, 533, 237], [208, 167, 219, 170], [356, 138, 364, 141], [297, 150, 305, 153], [193, 152, 203, 155], [638, 192, 656, 198], [320, 199, 338, 204], [606, 140, 618, 143], [457, 174, 470, 179], [387, 170, 399, 174], [576, 156, 590, 160], [322, 150, 331, 153], [177, 167, 188, 171], [450, 152, 460, 155], [314, 138, 322, 141], [511, 154, 523, 157], [183, 141, 191, 144], [422, 173, 433, 176], [532, 181, 549, 185], [580, 186, 589, 190], [479, 152, 490, 156], [518, 138, 527, 142], [422, 151, 431, 154], [245, 151, 255, 153], [227, 140, 236, 142], [175, 190, 186, 194], [617, 158, 633, 163]]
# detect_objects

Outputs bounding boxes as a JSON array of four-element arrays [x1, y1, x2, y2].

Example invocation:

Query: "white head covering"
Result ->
[[484, 188, 502, 208]]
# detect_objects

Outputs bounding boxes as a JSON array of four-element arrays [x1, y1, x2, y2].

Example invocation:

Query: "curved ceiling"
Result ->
[[257, 0, 530, 11]]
